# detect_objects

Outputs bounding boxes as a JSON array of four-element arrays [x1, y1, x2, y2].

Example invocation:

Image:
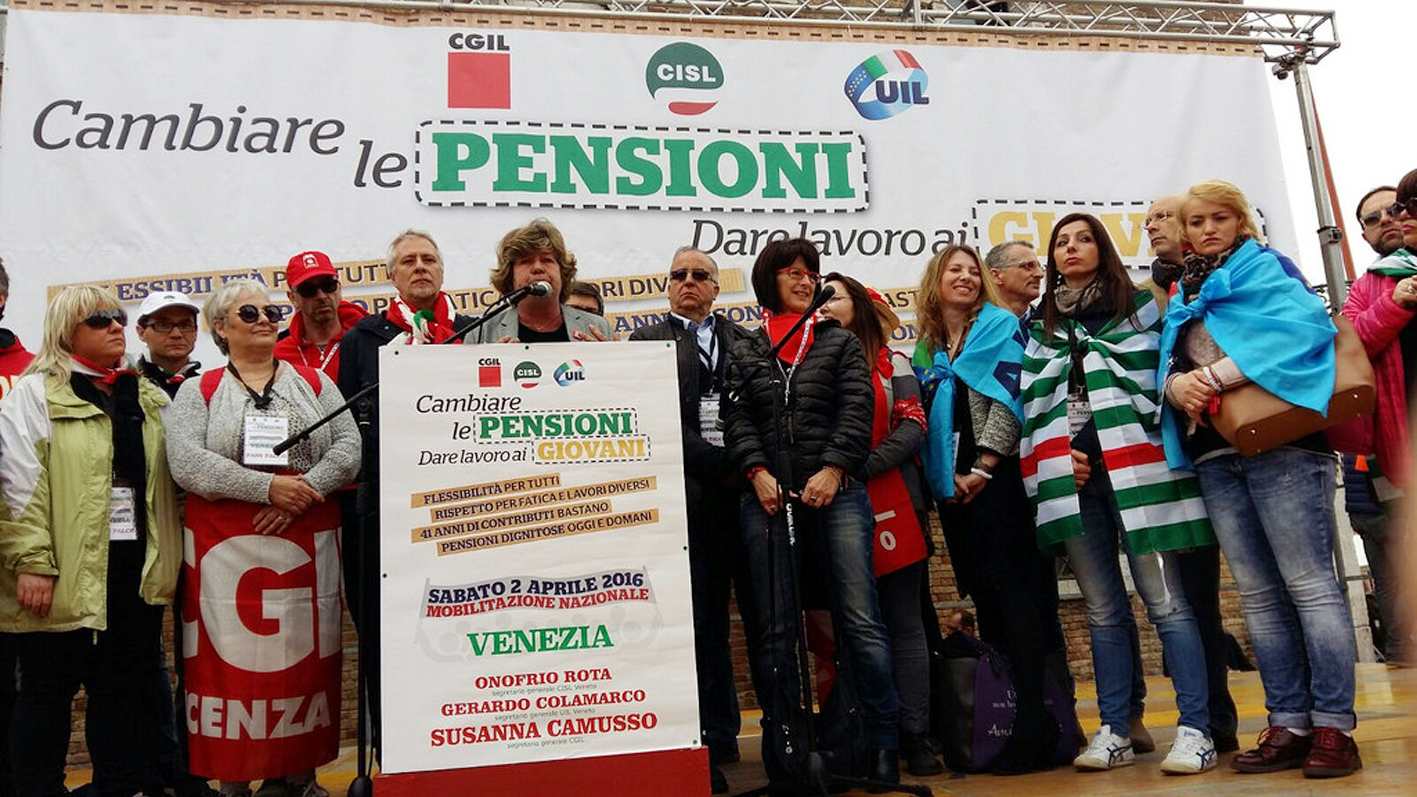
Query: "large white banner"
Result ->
[[377, 342, 697, 774], [0, 6, 1295, 365]]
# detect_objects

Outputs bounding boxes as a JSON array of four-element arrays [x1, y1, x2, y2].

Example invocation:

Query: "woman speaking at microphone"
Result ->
[[723, 238, 900, 789], [166, 279, 360, 797], [465, 218, 613, 343]]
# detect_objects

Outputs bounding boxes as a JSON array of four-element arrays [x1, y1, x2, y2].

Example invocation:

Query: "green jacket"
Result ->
[[0, 371, 180, 633]]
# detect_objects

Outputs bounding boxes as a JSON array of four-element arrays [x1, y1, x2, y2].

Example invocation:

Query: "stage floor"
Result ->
[[67, 662, 1417, 796]]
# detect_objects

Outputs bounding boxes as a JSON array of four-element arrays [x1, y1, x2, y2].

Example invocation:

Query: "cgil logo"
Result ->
[[843, 50, 930, 121], [514, 361, 542, 388], [447, 32, 512, 110], [554, 360, 586, 387], [416, 120, 869, 213], [646, 42, 724, 116], [477, 357, 502, 388]]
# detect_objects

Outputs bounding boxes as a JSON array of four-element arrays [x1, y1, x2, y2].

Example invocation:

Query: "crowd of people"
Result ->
[[0, 175, 1411, 796]]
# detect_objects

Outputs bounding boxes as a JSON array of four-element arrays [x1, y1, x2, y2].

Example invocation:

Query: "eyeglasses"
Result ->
[[1144, 210, 1175, 226], [82, 309, 127, 329], [1386, 198, 1417, 221], [235, 304, 282, 324], [1361, 207, 1395, 229], [295, 277, 340, 298], [1003, 259, 1043, 272], [670, 268, 716, 283], [143, 319, 197, 334], [776, 266, 821, 284]]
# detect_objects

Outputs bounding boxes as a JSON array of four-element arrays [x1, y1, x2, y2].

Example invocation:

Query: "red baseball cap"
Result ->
[[286, 251, 338, 288]]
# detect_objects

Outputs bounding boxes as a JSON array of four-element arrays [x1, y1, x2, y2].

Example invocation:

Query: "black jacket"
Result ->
[[630, 314, 752, 493], [723, 321, 873, 491]]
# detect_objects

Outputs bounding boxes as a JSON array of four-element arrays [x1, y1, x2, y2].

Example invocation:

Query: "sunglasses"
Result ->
[[776, 266, 821, 284], [82, 309, 128, 329], [235, 304, 283, 324], [142, 319, 197, 334], [1386, 198, 1417, 221], [670, 268, 715, 283], [295, 277, 340, 298]]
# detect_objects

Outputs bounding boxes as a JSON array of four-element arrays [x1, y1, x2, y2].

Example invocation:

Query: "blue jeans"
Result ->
[[740, 481, 899, 777], [1195, 448, 1357, 730], [1064, 468, 1210, 737]]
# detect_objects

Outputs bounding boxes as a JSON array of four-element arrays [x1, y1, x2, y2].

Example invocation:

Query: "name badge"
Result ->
[[699, 393, 724, 447], [110, 486, 137, 541], [244, 414, 290, 467], [1067, 392, 1093, 437]]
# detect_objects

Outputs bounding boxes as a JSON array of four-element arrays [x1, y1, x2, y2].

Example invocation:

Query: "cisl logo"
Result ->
[[646, 42, 724, 116], [515, 361, 542, 388], [843, 50, 930, 121]]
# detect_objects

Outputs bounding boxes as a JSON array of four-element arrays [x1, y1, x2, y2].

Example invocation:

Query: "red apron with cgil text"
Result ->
[[182, 495, 343, 781]]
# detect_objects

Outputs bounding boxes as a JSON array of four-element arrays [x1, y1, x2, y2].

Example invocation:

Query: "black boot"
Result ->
[[865, 748, 900, 791], [903, 733, 944, 776]]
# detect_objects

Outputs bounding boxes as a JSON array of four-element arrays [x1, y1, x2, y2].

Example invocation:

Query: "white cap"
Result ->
[[137, 291, 201, 325]]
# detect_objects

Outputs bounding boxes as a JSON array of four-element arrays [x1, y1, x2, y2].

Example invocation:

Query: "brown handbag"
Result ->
[[1209, 315, 1375, 457]]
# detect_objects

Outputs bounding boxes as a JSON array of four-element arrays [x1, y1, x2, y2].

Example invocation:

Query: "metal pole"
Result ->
[[1287, 56, 1348, 305]]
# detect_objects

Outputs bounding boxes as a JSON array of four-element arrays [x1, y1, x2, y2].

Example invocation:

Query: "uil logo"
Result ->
[[554, 360, 586, 387], [843, 49, 931, 121], [646, 42, 724, 116]]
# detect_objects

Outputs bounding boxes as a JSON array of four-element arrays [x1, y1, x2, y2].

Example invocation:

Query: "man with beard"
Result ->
[[275, 250, 368, 379]]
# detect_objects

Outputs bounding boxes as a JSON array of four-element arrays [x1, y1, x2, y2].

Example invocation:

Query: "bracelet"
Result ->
[[1201, 365, 1224, 394], [746, 465, 768, 480], [970, 467, 994, 481]]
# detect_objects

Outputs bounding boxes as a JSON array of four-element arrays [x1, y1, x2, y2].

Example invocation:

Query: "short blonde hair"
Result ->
[[204, 278, 271, 354], [490, 218, 577, 303], [24, 285, 126, 381], [1181, 179, 1265, 247]]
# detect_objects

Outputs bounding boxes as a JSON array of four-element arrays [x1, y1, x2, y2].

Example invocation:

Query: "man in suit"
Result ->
[[630, 247, 752, 793]]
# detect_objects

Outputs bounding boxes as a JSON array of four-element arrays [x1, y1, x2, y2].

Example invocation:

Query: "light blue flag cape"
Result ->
[[1158, 237, 1336, 468], [912, 301, 1025, 498]]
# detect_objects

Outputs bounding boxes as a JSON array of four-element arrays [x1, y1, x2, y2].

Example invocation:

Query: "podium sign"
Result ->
[[376, 342, 701, 786]]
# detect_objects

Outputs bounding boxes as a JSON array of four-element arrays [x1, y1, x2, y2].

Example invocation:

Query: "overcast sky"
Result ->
[[1268, 0, 1415, 280]]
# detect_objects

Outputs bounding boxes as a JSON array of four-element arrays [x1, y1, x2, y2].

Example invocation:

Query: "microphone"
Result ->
[[505, 280, 553, 304], [806, 283, 836, 315]]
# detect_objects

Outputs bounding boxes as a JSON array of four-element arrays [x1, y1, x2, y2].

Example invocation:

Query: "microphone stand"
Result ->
[[272, 285, 538, 456], [735, 287, 930, 797], [274, 285, 540, 797]]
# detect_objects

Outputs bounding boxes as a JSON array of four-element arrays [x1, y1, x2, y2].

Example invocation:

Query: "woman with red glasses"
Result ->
[[166, 279, 360, 797], [0, 285, 181, 797], [723, 238, 901, 790]]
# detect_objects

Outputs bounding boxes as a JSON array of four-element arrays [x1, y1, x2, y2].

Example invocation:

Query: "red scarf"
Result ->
[[866, 348, 927, 577], [760, 308, 816, 365], [386, 293, 457, 344], [71, 354, 138, 385]]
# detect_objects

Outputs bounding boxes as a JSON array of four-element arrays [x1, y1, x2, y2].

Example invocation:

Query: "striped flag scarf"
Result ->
[[1020, 291, 1214, 555]]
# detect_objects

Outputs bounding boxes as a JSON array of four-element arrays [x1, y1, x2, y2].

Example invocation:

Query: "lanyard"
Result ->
[[227, 360, 279, 410], [301, 341, 339, 372]]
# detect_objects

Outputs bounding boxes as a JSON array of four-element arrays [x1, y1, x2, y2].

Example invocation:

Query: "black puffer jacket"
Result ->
[[724, 321, 874, 490]]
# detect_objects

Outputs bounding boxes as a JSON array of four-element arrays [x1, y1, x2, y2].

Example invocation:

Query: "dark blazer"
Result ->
[[630, 313, 751, 504]]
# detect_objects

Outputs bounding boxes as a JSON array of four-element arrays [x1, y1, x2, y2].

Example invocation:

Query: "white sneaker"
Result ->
[[1160, 725, 1218, 775], [1074, 725, 1136, 770]]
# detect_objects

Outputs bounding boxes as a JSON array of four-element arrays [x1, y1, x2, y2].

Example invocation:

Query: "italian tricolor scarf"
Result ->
[[1020, 291, 1214, 555]]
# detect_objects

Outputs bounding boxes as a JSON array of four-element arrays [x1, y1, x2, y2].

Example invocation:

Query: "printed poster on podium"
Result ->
[[375, 341, 705, 794]]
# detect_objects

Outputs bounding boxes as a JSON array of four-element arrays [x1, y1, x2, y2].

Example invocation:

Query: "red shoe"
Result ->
[[1302, 727, 1362, 778], [1230, 726, 1312, 773]]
